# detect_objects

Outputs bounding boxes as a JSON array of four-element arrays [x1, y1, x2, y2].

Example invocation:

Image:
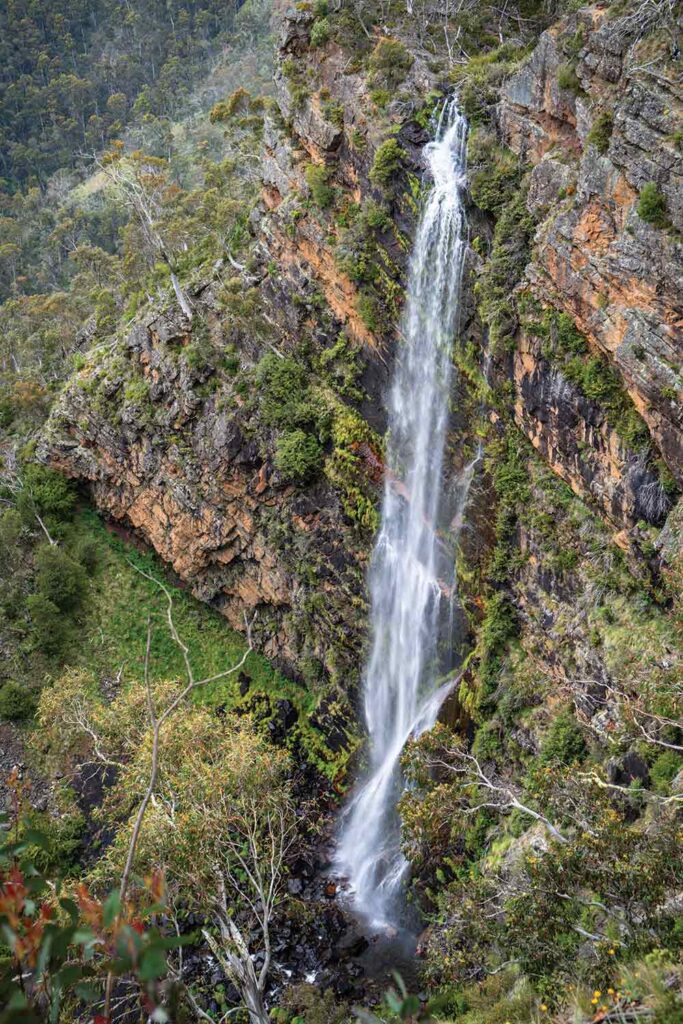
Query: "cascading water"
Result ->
[[336, 99, 469, 928]]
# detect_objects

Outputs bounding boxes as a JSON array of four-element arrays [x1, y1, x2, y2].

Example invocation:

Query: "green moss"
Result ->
[[637, 182, 670, 228]]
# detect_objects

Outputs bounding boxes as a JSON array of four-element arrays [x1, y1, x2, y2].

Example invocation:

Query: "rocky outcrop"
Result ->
[[42, 293, 372, 702], [498, 7, 683, 505]]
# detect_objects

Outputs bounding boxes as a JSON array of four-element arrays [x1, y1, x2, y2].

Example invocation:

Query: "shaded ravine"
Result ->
[[335, 99, 470, 928]]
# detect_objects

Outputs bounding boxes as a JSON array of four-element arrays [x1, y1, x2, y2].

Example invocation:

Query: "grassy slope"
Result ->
[[69, 508, 351, 782]]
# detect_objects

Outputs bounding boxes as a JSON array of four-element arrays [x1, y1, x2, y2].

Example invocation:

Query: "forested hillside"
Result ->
[[1, 0, 682, 1022]]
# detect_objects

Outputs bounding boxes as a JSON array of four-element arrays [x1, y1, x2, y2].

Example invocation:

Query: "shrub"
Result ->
[[557, 62, 583, 94], [356, 290, 382, 332], [0, 682, 36, 721], [449, 45, 526, 127], [26, 593, 70, 657], [17, 464, 75, 525], [650, 750, 683, 792], [369, 138, 406, 189], [274, 429, 323, 483], [586, 111, 613, 154], [34, 545, 88, 612], [209, 86, 251, 122], [123, 377, 150, 405], [305, 163, 334, 208], [368, 38, 413, 90], [555, 312, 588, 356], [476, 187, 536, 350], [322, 100, 343, 128], [22, 811, 85, 875], [476, 591, 519, 712], [637, 182, 669, 228], [310, 17, 330, 47], [468, 130, 521, 213], [256, 353, 326, 433], [0, 509, 22, 562], [539, 709, 586, 765]]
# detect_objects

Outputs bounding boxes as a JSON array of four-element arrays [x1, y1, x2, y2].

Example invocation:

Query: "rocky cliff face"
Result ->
[[40, 0, 682, 753], [499, 7, 682, 529]]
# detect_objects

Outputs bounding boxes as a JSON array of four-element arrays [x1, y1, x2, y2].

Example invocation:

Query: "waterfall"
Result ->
[[335, 99, 469, 928]]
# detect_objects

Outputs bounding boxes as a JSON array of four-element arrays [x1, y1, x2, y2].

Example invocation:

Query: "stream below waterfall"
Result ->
[[335, 97, 472, 934]]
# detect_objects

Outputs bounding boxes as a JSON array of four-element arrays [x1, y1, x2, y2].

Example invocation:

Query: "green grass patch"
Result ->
[[66, 509, 350, 782]]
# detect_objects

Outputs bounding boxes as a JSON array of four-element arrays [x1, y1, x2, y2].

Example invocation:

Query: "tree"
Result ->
[[38, 568, 297, 1023], [98, 149, 193, 319]]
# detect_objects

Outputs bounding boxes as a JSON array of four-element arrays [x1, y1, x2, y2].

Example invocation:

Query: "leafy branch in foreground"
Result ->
[[0, 768, 181, 1024]]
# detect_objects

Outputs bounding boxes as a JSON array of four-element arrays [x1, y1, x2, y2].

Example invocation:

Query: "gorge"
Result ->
[[0, 0, 682, 1021]]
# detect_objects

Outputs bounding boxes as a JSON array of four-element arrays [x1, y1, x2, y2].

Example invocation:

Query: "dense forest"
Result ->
[[0, 0, 682, 1022]]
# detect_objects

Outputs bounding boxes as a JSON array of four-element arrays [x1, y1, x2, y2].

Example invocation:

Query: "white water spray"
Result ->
[[335, 100, 470, 927]]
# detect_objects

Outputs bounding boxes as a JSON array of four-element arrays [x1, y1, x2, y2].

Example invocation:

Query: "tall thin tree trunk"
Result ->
[[170, 269, 193, 319]]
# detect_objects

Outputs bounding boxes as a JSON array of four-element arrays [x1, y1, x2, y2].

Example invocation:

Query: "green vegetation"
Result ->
[[0, 0, 260, 192], [527, 310, 652, 451], [334, 198, 402, 338], [310, 16, 331, 47], [449, 43, 529, 126], [468, 129, 523, 213], [369, 138, 407, 189], [1, 2, 682, 1022], [324, 403, 381, 532], [476, 185, 537, 350], [305, 162, 335, 208], [637, 182, 670, 228], [275, 429, 324, 482], [557, 61, 583, 94], [367, 37, 413, 90], [539, 708, 586, 765], [0, 681, 36, 721], [586, 110, 614, 153]]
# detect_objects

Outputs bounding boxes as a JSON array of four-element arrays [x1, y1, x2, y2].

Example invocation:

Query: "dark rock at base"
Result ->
[[335, 932, 370, 959]]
